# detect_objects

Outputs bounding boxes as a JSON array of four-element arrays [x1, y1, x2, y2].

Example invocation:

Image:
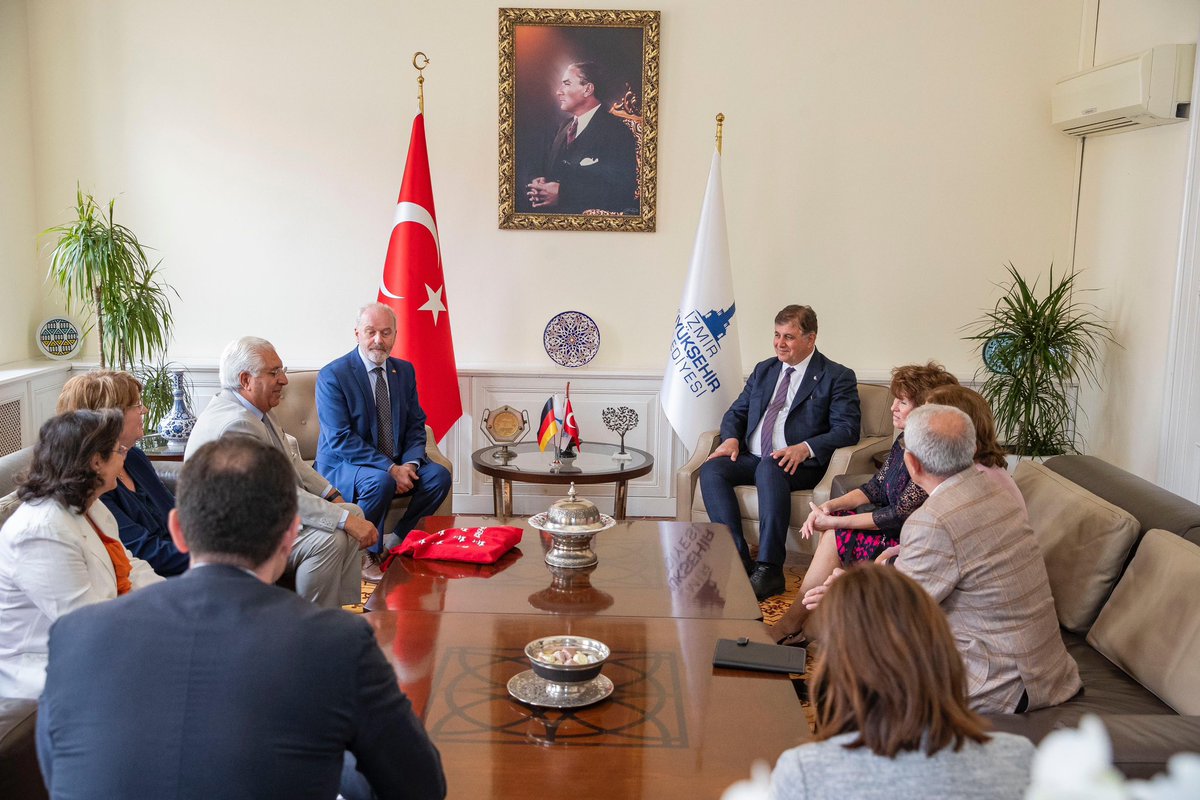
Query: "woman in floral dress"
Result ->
[[767, 362, 957, 642]]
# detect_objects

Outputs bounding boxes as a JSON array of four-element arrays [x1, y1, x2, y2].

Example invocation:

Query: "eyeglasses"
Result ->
[[261, 366, 288, 378], [113, 445, 129, 456]]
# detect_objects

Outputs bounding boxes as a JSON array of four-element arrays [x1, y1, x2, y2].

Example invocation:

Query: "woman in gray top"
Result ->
[[770, 564, 1034, 800]]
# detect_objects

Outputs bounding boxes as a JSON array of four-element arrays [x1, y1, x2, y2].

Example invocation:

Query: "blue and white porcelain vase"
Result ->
[[157, 370, 196, 444]]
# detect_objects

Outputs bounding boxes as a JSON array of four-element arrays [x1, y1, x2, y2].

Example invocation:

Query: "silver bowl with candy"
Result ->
[[525, 635, 610, 683]]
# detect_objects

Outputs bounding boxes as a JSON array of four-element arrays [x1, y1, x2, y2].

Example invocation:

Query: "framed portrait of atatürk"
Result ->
[[498, 8, 660, 232]]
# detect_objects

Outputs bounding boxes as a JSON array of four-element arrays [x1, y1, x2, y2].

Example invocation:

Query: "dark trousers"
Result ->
[[698, 450, 823, 566], [350, 462, 452, 555]]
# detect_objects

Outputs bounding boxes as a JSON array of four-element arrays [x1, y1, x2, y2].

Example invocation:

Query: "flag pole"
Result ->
[[715, 112, 725, 155], [412, 51, 429, 115]]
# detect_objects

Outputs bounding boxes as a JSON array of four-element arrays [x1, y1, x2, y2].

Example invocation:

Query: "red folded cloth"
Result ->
[[386, 526, 524, 566]]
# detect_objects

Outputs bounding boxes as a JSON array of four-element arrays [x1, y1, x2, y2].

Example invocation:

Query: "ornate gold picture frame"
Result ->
[[499, 8, 660, 232]]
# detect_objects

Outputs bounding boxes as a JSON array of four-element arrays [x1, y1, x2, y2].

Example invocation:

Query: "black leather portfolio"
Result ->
[[712, 638, 807, 674]]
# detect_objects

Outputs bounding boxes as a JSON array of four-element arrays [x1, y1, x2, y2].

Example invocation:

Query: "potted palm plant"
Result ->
[[42, 188, 181, 429], [965, 263, 1114, 458]]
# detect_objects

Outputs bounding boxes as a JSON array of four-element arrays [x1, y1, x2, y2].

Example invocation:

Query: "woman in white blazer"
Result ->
[[0, 409, 163, 699]]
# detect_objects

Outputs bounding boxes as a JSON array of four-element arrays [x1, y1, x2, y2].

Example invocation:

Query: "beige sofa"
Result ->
[[983, 456, 1200, 778], [271, 370, 454, 533], [674, 382, 894, 555]]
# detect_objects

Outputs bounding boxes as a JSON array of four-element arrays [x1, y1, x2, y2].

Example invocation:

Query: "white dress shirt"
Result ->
[[748, 352, 815, 458], [572, 103, 602, 138]]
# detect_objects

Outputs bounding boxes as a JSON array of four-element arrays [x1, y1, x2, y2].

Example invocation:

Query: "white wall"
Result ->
[[20, 0, 1083, 382], [1073, 0, 1200, 479], [0, 0, 39, 364]]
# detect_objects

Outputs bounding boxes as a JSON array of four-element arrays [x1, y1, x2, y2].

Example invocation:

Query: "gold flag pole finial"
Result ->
[[413, 52, 430, 115], [715, 113, 725, 155]]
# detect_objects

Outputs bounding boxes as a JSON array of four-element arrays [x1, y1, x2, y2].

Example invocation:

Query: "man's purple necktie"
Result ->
[[759, 367, 795, 456], [566, 117, 578, 144]]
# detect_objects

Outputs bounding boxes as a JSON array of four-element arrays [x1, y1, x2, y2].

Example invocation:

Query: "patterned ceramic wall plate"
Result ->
[[36, 317, 83, 360], [982, 334, 1016, 375], [543, 311, 600, 368]]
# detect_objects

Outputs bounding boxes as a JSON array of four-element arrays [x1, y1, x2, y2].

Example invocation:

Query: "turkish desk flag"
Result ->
[[378, 114, 462, 440]]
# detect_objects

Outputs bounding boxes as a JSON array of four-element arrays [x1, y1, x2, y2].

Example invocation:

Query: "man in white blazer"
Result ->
[[186, 336, 374, 607]]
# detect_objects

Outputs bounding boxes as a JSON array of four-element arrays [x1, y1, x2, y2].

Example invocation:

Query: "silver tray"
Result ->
[[507, 669, 614, 708]]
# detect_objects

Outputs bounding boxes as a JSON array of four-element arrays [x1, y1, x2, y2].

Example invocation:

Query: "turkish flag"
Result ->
[[378, 114, 462, 440]]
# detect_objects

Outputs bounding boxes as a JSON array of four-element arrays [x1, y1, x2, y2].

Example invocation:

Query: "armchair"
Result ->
[[272, 371, 453, 533], [675, 382, 894, 556]]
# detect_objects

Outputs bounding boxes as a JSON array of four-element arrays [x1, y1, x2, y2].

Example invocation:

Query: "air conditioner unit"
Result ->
[[1051, 44, 1195, 137]]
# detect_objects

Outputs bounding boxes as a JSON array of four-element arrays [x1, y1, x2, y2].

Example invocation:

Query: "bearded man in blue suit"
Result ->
[[316, 303, 452, 580], [699, 305, 861, 601]]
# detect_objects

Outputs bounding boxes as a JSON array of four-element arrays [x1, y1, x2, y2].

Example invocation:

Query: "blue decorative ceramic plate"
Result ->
[[982, 334, 1016, 375], [544, 311, 600, 368], [36, 317, 83, 360]]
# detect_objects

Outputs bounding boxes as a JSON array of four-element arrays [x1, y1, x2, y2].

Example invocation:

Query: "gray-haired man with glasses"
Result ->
[[185, 336, 375, 607]]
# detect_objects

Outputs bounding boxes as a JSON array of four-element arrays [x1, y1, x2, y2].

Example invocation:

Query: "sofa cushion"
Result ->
[[1087, 530, 1200, 715], [0, 698, 46, 800], [1044, 454, 1200, 548], [1015, 461, 1139, 633], [0, 492, 19, 529], [272, 370, 321, 461], [0, 447, 31, 499]]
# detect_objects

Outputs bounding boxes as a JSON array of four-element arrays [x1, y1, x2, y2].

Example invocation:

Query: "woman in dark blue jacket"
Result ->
[[57, 371, 189, 576]]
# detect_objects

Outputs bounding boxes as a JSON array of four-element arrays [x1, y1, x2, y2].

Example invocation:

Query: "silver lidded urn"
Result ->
[[528, 483, 616, 569]]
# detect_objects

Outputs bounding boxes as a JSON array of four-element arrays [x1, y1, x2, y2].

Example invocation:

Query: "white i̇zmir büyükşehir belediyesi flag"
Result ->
[[660, 149, 743, 455]]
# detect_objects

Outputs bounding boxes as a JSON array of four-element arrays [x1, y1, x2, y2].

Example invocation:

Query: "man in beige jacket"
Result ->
[[806, 404, 1081, 713], [186, 336, 375, 608]]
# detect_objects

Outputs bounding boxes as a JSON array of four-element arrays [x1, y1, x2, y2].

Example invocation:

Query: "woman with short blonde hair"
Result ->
[[56, 371, 188, 576], [770, 564, 1033, 799]]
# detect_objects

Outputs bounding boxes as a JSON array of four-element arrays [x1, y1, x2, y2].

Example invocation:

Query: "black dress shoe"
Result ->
[[740, 553, 755, 576], [749, 563, 785, 602]]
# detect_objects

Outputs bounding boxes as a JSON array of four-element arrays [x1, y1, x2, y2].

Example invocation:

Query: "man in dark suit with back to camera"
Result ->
[[526, 61, 638, 214], [37, 436, 446, 800], [700, 304, 861, 601], [316, 303, 452, 581]]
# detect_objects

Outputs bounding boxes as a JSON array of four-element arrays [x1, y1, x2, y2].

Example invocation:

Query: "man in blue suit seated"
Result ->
[[37, 436, 447, 800], [699, 304, 861, 601], [316, 303, 452, 581]]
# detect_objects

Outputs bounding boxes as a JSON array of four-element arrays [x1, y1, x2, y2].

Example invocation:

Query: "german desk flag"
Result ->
[[537, 397, 559, 451]]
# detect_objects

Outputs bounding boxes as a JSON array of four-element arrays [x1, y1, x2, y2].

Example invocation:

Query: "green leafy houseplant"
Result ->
[[41, 188, 177, 372], [42, 188, 181, 428], [965, 264, 1115, 457]]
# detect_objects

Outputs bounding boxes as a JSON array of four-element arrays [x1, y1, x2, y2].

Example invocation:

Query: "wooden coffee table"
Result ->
[[471, 441, 653, 519], [365, 515, 807, 797], [366, 516, 763, 620], [365, 610, 807, 799]]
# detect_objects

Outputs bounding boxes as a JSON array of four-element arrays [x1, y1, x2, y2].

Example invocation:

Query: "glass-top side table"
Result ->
[[470, 441, 653, 519]]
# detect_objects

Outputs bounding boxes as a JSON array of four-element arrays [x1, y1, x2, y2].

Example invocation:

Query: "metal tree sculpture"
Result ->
[[601, 406, 639, 455]]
